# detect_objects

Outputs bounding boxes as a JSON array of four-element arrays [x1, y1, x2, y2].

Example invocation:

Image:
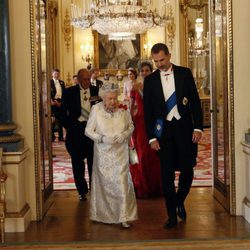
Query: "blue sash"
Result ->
[[165, 92, 177, 115]]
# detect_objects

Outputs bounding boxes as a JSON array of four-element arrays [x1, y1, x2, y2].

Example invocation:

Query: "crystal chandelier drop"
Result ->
[[188, 9, 209, 56], [71, 0, 174, 40]]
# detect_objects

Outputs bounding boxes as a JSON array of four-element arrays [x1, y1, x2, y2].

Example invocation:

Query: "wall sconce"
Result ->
[[143, 41, 152, 60], [80, 43, 93, 69], [104, 72, 110, 81], [116, 70, 124, 82]]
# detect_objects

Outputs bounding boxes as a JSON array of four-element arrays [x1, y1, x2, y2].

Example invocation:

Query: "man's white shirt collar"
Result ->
[[160, 64, 173, 76]]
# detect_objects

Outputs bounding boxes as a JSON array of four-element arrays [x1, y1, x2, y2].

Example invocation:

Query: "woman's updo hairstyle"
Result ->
[[128, 67, 137, 79], [138, 61, 153, 73]]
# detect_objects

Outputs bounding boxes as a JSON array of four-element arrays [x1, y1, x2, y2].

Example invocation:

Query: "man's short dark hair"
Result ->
[[89, 68, 99, 75], [151, 43, 169, 55], [52, 68, 60, 73]]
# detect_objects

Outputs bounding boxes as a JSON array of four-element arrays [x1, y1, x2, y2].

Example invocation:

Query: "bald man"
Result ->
[[61, 69, 100, 201]]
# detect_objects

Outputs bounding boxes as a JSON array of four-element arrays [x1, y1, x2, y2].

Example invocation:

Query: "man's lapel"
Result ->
[[75, 84, 81, 114], [154, 69, 165, 105], [172, 64, 183, 104], [89, 85, 100, 105], [59, 80, 64, 89], [89, 85, 94, 97], [51, 79, 56, 94]]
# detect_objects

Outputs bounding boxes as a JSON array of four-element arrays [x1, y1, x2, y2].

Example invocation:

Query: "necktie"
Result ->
[[164, 73, 171, 81], [162, 65, 173, 80]]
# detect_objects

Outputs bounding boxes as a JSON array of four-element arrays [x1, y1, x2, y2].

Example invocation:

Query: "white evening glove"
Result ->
[[102, 136, 115, 145], [114, 134, 126, 144]]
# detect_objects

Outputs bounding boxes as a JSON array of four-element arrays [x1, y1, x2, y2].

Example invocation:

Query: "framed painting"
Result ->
[[93, 31, 145, 75]]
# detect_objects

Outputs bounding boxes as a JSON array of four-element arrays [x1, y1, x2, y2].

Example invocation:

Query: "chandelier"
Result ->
[[71, 0, 174, 40], [188, 10, 209, 56]]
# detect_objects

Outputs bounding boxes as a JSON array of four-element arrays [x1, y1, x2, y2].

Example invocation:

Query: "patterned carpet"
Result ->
[[53, 129, 212, 190], [187, 128, 212, 186], [52, 142, 78, 190]]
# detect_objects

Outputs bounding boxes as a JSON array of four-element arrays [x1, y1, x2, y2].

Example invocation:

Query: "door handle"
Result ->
[[210, 109, 219, 113]]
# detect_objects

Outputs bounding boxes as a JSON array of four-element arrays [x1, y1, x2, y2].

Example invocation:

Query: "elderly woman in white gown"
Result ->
[[85, 83, 138, 228]]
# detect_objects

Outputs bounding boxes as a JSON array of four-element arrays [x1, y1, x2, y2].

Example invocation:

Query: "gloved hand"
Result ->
[[102, 136, 115, 145], [114, 134, 126, 144]]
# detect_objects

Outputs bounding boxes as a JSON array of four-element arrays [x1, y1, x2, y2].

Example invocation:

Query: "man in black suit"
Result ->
[[72, 74, 79, 86], [143, 43, 203, 229], [51, 68, 66, 141], [61, 68, 100, 201], [90, 68, 103, 88]]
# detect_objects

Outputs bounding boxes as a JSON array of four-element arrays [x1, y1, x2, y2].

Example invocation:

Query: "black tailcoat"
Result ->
[[143, 64, 203, 217], [61, 84, 99, 195], [50, 79, 66, 140]]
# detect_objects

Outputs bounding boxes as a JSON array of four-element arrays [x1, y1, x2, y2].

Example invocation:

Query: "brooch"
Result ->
[[118, 104, 128, 110], [182, 97, 188, 106]]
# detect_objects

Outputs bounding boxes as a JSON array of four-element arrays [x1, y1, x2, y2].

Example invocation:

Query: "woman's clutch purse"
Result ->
[[129, 137, 139, 165], [129, 147, 139, 165]]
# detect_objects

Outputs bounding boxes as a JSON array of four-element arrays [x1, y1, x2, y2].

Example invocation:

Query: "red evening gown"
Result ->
[[130, 89, 162, 198]]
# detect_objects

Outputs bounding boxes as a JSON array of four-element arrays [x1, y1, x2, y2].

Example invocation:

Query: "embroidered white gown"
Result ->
[[85, 102, 138, 224]]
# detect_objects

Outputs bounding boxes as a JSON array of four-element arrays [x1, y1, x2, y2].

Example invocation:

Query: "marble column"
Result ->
[[0, 0, 23, 152]]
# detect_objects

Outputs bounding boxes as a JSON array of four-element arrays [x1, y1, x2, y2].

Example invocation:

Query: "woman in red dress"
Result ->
[[123, 68, 137, 103], [130, 62, 162, 198]]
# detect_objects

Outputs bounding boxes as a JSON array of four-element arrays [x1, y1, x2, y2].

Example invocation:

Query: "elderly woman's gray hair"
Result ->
[[99, 83, 120, 100]]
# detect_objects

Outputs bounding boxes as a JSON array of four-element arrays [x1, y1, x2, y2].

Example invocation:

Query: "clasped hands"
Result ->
[[51, 99, 62, 107], [100, 134, 127, 144]]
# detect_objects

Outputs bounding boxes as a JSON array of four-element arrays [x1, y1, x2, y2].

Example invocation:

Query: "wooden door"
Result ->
[[35, 0, 54, 219], [210, 0, 235, 214]]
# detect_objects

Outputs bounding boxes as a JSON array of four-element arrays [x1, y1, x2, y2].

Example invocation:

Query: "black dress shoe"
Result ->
[[79, 194, 87, 201], [164, 217, 177, 229], [177, 204, 186, 220]]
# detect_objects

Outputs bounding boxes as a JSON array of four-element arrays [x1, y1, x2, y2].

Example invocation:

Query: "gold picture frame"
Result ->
[[93, 31, 146, 76]]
